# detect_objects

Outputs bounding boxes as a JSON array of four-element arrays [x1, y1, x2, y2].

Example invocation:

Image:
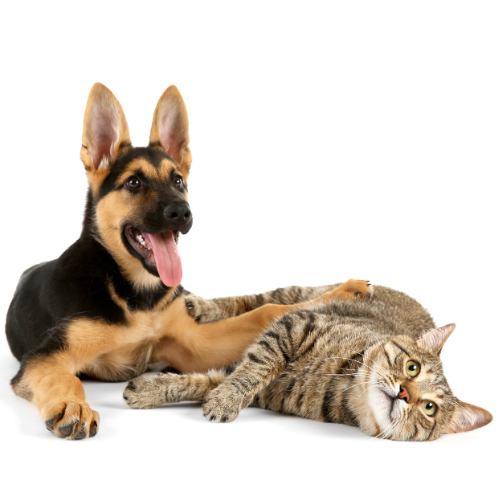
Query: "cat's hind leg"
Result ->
[[123, 370, 226, 409]]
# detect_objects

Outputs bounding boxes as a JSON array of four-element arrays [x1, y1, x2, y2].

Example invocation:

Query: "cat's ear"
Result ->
[[149, 85, 192, 179], [81, 83, 131, 172], [416, 323, 456, 356], [444, 401, 493, 434]]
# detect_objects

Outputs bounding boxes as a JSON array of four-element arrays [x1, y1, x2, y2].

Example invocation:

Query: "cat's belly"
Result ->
[[251, 365, 338, 423]]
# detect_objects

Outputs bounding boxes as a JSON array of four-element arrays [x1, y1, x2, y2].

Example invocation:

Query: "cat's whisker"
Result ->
[[335, 344, 391, 379], [360, 355, 392, 380], [359, 346, 394, 378], [363, 355, 391, 378], [385, 426, 398, 441], [384, 418, 400, 440], [325, 351, 389, 378], [326, 381, 372, 394], [366, 328, 389, 354], [371, 399, 404, 441], [351, 383, 383, 402], [363, 330, 394, 371], [372, 420, 395, 441], [334, 380, 378, 397], [378, 375, 399, 396], [323, 356, 381, 378]]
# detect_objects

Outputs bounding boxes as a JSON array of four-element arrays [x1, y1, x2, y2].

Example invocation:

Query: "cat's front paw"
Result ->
[[123, 375, 168, 409], [185, 295, 222, 323], [202, 386, 243, 423]]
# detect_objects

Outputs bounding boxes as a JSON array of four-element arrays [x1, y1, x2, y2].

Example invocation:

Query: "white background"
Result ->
[[0, 1, 498, 498]]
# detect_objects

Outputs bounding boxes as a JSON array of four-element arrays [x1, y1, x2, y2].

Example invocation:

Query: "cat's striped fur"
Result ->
[[124, 285, 492, 440], [184, 284, 340, 323]]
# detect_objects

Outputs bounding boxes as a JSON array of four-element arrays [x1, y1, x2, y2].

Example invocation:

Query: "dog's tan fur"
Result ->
[[8, 82, 372, 439], [16, 275, 371, 436]]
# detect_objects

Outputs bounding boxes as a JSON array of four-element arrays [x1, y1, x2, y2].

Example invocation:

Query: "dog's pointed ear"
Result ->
[[149, 86, 192, 179], [80, 83, 131, 172]]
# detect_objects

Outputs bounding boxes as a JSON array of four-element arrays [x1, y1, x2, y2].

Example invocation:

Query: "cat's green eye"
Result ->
[[405, 360, 420, 378], [421, 400, 437, 417]]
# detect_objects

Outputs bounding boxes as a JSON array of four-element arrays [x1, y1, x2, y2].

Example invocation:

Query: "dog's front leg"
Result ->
[[9, 316, 135, 439], [12, 356, 100, 440]]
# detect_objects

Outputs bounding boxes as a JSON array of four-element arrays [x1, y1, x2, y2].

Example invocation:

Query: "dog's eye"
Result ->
[[127, 177, 141, 189], [175, 177, 183, 188]]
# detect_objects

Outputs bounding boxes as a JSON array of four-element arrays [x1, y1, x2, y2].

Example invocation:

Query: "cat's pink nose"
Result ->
[[398, 386, 410, 403]]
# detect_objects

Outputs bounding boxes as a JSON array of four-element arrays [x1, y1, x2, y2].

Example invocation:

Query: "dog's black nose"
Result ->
[[164, 202, 192, 224]]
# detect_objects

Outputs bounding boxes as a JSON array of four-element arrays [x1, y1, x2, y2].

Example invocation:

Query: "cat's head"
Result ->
[[361, 324, 492, 441]]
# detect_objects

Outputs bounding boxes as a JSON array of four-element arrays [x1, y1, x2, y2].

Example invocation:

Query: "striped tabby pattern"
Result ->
[[184, 285, 339, 323], [125, 286, 492, 440]]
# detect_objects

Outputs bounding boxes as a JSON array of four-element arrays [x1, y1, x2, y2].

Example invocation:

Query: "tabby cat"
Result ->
[[124, 284, 492, 440]]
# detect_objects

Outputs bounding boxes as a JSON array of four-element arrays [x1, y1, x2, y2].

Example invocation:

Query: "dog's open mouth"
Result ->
[[125, 226, 182, 287]]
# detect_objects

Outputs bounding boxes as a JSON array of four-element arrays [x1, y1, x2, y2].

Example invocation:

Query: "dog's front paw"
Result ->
[[42, 400, 100, 440], [185, 295, 223, 323], [202, 386, 243, 423], [123, 375, 170, 409]]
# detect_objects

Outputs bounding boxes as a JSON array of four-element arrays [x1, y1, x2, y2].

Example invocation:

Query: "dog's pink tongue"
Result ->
[[143, 231, 182, 287]]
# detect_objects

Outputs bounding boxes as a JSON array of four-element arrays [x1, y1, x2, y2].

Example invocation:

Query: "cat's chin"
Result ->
[[369, 386, 397, 431]]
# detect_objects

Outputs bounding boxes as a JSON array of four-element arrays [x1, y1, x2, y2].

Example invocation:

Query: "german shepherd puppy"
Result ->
[[6, 83, 372, 440]]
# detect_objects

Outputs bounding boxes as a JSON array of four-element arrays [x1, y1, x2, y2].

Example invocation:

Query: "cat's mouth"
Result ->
[[380, 389, 395, 414]]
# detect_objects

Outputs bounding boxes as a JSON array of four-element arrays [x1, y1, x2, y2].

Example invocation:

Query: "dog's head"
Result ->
[[80, 83, 192, 290]]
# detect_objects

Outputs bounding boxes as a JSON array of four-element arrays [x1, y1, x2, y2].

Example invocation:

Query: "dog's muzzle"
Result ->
[[163, 202, 193, 234]]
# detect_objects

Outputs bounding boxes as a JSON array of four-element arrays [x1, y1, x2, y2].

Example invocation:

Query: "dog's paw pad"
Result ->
[[41, 402, 99, 440], [89, 421, 98, 438], [338, 279, 374, 301]]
